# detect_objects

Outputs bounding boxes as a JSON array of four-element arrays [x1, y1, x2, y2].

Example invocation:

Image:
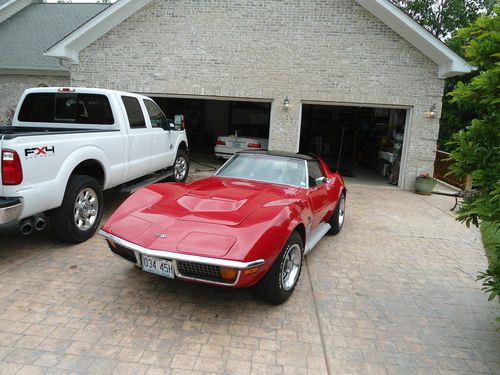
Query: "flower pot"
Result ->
[[415, 177, 437, 195]]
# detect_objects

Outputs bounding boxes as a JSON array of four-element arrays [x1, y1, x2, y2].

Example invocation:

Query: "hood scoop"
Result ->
[[177, 195, 246, 213]]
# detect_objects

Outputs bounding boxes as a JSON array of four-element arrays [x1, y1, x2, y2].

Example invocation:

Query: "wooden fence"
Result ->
[[434, 150, 466, 189]]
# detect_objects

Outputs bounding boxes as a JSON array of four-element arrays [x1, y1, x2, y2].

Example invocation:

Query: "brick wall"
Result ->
[[0, 74, 69, 125], [71, 0, 445, 189]]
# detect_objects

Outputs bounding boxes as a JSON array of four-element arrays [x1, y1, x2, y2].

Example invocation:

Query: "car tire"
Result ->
[[50, 175, 103, 243], [329, 192, 345, 235], [255, 231, 304, 304], [169, 149, 189, 183]]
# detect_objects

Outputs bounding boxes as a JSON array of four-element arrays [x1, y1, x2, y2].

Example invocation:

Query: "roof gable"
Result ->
[[44, 0, 471, 78], [0, 2, 109, 74]]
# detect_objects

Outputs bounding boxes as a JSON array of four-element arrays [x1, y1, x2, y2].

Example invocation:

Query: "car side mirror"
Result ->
[[315, 177, 328, 186]]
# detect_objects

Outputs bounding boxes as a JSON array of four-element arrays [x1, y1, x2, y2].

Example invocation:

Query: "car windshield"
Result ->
[[216, 153, 307, 187]]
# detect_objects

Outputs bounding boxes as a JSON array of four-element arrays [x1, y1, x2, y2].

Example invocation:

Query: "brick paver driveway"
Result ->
[[0, 182, 498, 374]]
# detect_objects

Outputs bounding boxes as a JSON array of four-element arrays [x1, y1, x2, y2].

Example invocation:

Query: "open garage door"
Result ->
[[150, 97, 271, 157], [300, 104, 407, 186]]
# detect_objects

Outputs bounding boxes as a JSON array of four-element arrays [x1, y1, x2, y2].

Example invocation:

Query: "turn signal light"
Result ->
[[216, 139, 226, 146], [1, 149, 23, 185], [247, 142, 261, 148], [243, 267, 261, 276], [219, 267, 238, 282]]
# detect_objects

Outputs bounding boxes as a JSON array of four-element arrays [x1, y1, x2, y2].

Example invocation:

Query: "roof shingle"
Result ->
[[0, 3, 109, 71]]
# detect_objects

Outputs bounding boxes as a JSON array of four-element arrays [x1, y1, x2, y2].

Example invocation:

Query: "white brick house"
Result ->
[[16, 0, 472, 190]]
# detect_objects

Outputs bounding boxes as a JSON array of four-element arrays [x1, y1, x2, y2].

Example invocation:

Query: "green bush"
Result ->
[[447, 3, 500, 311], [478, 223, 500, 305]]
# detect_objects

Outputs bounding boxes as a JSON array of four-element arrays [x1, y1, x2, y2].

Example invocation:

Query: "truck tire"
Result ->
[[50, 175, 103, 243], [169, 149, 189, 183]]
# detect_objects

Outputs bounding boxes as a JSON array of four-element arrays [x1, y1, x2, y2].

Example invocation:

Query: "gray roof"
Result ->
[[0, 0, 11, 6], [0, 3, 109, 71]]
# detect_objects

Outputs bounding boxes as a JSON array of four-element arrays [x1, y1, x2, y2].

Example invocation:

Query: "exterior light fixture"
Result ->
[[283, 97, 290, 111], [424, 104, 437, 118]]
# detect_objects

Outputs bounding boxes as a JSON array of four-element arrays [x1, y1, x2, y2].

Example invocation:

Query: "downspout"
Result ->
[[58, 58, 73, 84]]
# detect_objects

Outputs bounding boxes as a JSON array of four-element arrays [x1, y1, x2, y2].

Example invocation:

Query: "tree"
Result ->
[[389, 0, 496, 40], [447, 3, 500, 303], [389, 0, 496, 149]]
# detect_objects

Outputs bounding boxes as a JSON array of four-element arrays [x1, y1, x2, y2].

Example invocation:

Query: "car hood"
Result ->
[[103, 177, 302, 257], [150, 177, 279, 226]]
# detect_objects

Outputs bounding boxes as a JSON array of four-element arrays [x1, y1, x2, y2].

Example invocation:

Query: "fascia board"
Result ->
[[0, 67, 69, 76], [354, 0, 472, 78], [0, 0, 17, 12], [44, 0, 152, 64]]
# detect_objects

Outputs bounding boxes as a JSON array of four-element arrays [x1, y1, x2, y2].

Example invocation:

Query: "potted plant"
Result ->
[[415, 172, 437, 195]]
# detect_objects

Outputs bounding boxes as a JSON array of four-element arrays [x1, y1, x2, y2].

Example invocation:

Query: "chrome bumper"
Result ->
[[98, 230, 265, 286], [0, 197, 22, 225]]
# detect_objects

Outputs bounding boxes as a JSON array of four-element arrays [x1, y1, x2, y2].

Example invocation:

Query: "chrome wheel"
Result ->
[[73, 187, 98, 231], [338, 196, 345, 227], [174, 155, 187, 181], [281, 243, 302, 291]]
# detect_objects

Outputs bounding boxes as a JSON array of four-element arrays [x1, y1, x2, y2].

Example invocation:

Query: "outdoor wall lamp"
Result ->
[[283, 96, 290, 111], [424, 104, 437, 118]]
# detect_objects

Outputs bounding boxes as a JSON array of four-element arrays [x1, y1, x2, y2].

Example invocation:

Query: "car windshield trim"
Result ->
[[215, 153, 308, 188]]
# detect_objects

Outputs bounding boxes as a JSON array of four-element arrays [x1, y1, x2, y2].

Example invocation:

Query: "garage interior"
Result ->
[[151, 97, 271, 154], [300, 104, 407, 185]]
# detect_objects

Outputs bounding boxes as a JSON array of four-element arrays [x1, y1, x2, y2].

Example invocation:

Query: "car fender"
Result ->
[[234, 199, 308, 279]]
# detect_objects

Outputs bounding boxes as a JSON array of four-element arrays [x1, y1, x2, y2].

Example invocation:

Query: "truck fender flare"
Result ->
[[53, 146, 109, 207]]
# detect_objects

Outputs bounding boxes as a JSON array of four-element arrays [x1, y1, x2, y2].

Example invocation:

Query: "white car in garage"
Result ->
[[214, 130, 269, 160]]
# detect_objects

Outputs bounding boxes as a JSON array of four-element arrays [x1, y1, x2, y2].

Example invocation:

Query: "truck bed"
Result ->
[[0, 126, 118, 140]]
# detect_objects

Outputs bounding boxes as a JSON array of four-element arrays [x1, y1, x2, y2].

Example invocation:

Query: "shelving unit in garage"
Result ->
[[299, 104, 407, 185]]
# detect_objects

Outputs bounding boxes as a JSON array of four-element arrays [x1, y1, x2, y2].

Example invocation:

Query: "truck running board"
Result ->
[[120, 170, 173, 194], [304, 222, 331, 255]]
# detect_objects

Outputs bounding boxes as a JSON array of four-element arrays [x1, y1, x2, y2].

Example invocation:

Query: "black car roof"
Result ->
[[237, 150, 318, 161]]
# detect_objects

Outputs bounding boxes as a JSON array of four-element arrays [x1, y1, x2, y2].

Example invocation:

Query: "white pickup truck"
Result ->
[[0, 87, 189, 243]]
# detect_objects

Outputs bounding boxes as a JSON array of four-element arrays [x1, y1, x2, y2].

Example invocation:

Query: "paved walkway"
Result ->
[[0, 181, 498, 374]]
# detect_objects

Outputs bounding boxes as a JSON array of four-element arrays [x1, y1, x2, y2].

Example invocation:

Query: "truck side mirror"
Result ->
[[174, 114, 185, 130]]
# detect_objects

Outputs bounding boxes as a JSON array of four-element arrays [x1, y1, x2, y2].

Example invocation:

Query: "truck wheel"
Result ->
[[169, 149, 189, 183], [329, 192, 345, 235], [50, 175, 103, 243], [255, 231, 303, 304]]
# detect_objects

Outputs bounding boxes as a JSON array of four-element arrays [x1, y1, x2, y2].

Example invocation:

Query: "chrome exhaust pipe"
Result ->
[[19, 218, 34, 235], [33, 216, 46, 232]]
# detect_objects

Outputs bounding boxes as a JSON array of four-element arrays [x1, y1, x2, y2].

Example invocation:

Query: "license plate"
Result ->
[[142, 255, 175, 279]]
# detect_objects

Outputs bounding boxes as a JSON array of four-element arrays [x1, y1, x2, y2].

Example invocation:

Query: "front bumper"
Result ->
[[0, 197, 22, 225], [99, 230, 265, 287]]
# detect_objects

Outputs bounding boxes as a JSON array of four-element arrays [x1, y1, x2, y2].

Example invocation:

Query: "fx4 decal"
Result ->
[[25, 146, 55, 158]]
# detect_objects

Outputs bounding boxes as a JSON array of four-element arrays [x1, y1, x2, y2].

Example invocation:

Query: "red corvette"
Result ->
[[99, 150, 346, 304]]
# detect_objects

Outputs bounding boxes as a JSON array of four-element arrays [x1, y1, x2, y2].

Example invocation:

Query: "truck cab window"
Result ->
[[122, 96, 146, 129], [144, 100, 168, 129], [18, 93, 113, 125]]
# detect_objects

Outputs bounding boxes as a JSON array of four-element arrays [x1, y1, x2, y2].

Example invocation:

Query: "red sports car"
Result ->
[[99, 150, 346, 304]]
